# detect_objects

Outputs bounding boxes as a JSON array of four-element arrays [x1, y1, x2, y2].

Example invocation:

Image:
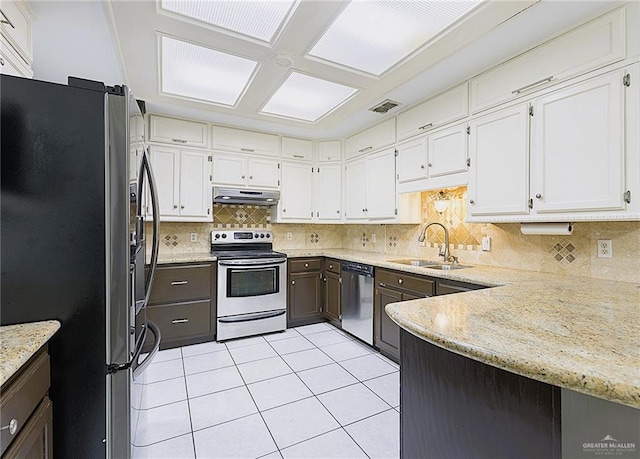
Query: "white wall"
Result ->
[[30, 1, 123, 86]]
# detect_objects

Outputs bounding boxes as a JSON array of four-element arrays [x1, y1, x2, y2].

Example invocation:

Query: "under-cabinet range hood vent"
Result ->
[[369, 99, 401, 114], [213, 187, 280, 206]]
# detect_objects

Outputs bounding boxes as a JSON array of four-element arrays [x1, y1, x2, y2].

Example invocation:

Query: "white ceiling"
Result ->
[[31, 1, 622, 140]]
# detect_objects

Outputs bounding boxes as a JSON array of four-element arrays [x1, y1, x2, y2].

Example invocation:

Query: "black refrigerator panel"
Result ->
[[1, 75, 109, 457]]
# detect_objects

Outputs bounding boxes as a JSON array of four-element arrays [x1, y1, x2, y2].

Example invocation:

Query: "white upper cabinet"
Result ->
[[281, 137, 313, 161], [149, 116, 208, 148], [470, 8, 625, 113], [212, 126, 279, 157], [365, 149, 397, 219], [317, 140, 342, 162], [344, 158, 368, 220], [345, 118, 396, 160], [396, 83, 469, 141], [150, 146, 212, 221], [428, 124, 468, 178], [468, 104, 531, 217], [277, 162, 314, 220], [530, 70, 625, 214], [212, 153, 279, 190], [316, 164, 342, 221], [396, 137, 427, 184]]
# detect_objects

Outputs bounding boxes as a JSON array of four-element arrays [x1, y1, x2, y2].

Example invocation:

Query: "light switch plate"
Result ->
[[597, 240, 612, 258], [190, 233, 197, 242], [482, 236, 491, 251], [286, 232, 293, 240], [371, 234, 376, 243]]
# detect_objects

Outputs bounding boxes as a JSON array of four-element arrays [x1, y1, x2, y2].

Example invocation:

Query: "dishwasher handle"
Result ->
[[341, 261, 374, 277]]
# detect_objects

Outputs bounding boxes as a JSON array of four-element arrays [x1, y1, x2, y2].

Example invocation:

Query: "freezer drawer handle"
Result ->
[[133, 321, 161, 380], [171, 280, 188, 285], [171, 318, 189, 324]]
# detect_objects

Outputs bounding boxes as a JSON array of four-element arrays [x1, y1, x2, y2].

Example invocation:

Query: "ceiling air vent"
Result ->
[[369, 99, 401, 114]]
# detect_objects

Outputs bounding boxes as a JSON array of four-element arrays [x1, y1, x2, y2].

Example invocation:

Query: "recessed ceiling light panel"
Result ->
[[261, 72, 358, 122], [160, 0, 298, 43], [161, 36, 258, 106], [308, 0, 482, 75]]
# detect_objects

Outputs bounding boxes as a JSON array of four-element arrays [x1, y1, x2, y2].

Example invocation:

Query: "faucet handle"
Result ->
[[448, 255, 459, 265]]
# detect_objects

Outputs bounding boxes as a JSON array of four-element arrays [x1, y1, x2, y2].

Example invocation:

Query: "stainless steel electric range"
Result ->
[[211, 230, 287, 340]]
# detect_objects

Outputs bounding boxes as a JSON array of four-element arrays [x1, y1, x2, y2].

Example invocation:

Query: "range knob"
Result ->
[[266, 234, 271, 238], [254, 233, 259, 238], [214, 234, 220, 239], [221, 234, 227, 239], [260, 233, 265, 238]]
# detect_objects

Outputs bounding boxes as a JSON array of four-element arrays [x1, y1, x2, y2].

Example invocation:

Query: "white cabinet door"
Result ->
[[316, 164, 342, 220], [212, 126, 279, 157], [179, 151, 211, 218], [150, 147, 180, 216], [345, 118, 396, 160], [129, 146, 141, 182], [396, 83, 469, 141], [248, 158, 280, 189], [280, 162, 313, 220], [366, 149, 397, 219], [149, 116, 208, 148], [396, 137, 427, 183], [345, 159, 367, 220], [212, 154, 246, 187], [468, 104, 530, 216], [428, 124, 468, 178], [318, 140, 342, 162], [531, 71, 624, 213], [282, 137, 313, 161]]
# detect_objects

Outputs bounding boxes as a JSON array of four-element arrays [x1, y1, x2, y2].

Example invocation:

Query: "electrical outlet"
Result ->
[[371, 234, 376, 243], [286, 232, 293, 240], [190, 233, 197, 243], [482, 236, 491, 251], [418, 241, 425, 247], [597, 239, 612, 258]]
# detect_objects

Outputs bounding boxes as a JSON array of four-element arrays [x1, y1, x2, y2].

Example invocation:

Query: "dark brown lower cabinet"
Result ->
[[4, 397, 53, 459], [400, 330, 561, 459], [288, 258, 324, 327], [436, 278, 486, 296], [324, 271, 341, 326], [147, 262, 216, 350]]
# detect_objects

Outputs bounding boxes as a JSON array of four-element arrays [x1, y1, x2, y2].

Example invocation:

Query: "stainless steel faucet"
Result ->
[[418, 222, 456, 263]]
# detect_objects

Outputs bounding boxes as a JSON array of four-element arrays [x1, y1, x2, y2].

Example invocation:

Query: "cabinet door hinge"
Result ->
[[277, 163, 280, 169], [624, 190, 631, 204], [317, 167, 320, 173], [396, 173, 399, 180], [394, 149, 399, 157], [317, 211, 319, 217], [209, 175, 212, 181], [207, 208, 211, 215], [208, 156, 212, 162], [466, 158, 471, 167], [528, 198, 533, 209], [623, 73, 631, 87], [311, 211, 314, 218], [277, 180, 280, 186], [529, 105, 534, 116], [394, 208, 398, 215], [312, 167, 314, 173], [466, 126, 470, 135]]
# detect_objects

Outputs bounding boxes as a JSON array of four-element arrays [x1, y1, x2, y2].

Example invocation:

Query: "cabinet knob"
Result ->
[[173, 205, 178, 209], [1, 418, 18, 435], [420, 164, 425, 169], [398, 278, 403, 284], [291, 280, 296, 285], [329, 265, 333, 269], [242, 175, 245, 179], [304, 263, 309, 268], [283, 209, 286, 213], [428, 163, 432, 167], [249, 176, 253, 179], [535, 193, 542, 199], [469, 199, 475, 205], [181, 205, 185, 209], [0, 57, 4, 66], [336, 210, 340, 214]]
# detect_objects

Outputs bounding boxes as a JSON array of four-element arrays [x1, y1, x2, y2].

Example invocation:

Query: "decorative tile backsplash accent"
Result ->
[[213, 204, 270, 228], [310, 233, 319, 244], [163, 234, 179, 247], [551, 241, 577, 264]]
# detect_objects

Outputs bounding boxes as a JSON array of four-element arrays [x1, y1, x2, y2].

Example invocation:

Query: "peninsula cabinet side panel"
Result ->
[[400, 330, 561, 459]]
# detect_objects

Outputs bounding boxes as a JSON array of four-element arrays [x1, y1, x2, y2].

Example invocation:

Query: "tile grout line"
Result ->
[[179, 347, 198, 459]]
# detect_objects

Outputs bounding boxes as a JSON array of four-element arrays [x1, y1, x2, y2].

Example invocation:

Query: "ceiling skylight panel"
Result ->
[[308, 0, 482, 75], [161, 36, 258, 106], [261, 72, 358, 122], [160, 0, 298, 42]]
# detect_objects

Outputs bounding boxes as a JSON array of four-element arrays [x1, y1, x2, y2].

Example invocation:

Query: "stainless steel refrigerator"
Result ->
[[1, 75, 161, 458]]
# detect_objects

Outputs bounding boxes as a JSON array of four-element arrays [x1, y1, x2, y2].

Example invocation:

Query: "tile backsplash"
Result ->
[[147, 189, 640, 283]]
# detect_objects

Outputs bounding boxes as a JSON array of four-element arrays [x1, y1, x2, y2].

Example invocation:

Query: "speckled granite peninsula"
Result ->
[[0, 320, 60, 386]]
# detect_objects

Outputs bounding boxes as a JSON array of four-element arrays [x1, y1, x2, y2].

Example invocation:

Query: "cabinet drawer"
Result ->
[[318, 140, 342, 162], [149, 264, 212, 304], [345, 118, 396, 160], [149, 116, 208, 148], [282, 137, 313, 161], [211, 126, 280, 157], [376, 269, 434, 296], [325, 259, 341, 274], [289, 258, 322, 273], [0, 349, 50, 456], [436, 279, 485, 296], [147, 300, 212, 341], [3, 396, 52, 459]]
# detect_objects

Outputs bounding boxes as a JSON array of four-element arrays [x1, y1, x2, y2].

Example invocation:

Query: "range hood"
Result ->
[[213, 187, 280, 206]]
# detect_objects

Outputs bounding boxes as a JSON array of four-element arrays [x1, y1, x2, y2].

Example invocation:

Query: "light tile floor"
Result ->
[[132, 323, 400, 459]]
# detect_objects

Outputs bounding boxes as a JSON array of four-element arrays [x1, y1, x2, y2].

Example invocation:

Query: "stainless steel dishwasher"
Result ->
[[341, 261, 374, 345]]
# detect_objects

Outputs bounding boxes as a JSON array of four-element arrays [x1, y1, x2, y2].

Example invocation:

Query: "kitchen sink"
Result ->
[[390, 259, 471, 270]]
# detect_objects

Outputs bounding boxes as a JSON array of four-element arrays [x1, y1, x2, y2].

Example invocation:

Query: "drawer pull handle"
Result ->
[[358, 146, 373, 153], [0, 10, 15, 28], [293, 155, 305, 159], [418, 123, 433, 130], [1, 419, 18, 435], [171, 318, 189, 324], [512, 76, 553, 94], [304, 263, 309, 268], [171, 280, 188, 285], [241, 148, 255, 152], [171, 138, 187, 144]]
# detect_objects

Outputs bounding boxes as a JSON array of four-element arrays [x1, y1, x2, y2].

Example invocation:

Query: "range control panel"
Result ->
[[211, 230, 272, 244]]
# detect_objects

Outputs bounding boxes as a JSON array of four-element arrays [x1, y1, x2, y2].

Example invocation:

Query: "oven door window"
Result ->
[[227, 267, 279, 297]]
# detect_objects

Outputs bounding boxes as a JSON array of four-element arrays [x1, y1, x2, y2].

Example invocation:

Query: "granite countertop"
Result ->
[[156, 252, 217, 265], [0, 320, 60, 386], [151, 248, 640, 408]]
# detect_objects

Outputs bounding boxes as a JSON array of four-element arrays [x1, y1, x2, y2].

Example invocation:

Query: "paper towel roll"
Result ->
[[520, 223, 573, 235]]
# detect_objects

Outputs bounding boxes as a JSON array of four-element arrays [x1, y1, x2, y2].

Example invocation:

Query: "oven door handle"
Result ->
[[218, 310, 286, 323], [218, 258, 287, 267]]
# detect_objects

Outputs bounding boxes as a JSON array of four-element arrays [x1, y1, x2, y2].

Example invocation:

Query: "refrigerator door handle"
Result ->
[[132, 320, 161, 380], [138, 148, 160, 310]]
